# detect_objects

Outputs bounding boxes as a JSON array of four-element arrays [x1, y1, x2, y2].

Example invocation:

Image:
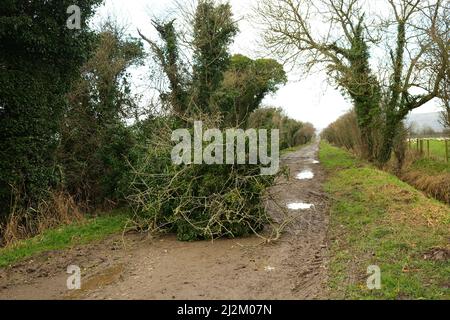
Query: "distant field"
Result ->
[[409, 139, 449, 162]]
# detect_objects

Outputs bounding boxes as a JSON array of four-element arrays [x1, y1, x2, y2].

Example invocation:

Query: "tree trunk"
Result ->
[[359, 125, 374, 161], [377, 117, 400, 166]]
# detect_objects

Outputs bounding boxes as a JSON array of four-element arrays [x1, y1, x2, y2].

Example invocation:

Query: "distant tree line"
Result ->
[[248, 107, 316, 149]]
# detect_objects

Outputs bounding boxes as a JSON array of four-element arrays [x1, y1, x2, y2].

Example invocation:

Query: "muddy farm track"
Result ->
[[0, 141, 330, 300]]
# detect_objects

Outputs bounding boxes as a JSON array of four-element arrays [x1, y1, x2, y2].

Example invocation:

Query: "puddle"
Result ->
[[264, 266, 275, 272], [296, 170, 314, 180], [66, 264, 124, 299], [287, 202, 314, 210]]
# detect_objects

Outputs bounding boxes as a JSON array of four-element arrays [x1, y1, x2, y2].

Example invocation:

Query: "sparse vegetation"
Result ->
[[0, 210, 130, 268]]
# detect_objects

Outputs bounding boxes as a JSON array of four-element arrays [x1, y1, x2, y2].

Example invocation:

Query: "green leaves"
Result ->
[[192, 0, 239, 113], [59, 25, 145, 206], [216, 54, 287, 126], [0, 0, 103, 217]]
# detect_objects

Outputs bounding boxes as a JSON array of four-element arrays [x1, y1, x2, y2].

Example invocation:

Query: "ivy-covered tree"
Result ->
[[58, 22, 145, 206], [0, 0, 102, 217], [216, 54, 287, 127], [140, 6, 286, 129], [139, 20, 188, 117], [139, 0, 240, 122], [191, 0, 238, 114]]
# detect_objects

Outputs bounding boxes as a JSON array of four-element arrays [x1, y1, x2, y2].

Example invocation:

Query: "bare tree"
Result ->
[[256, 0, 449, 164]]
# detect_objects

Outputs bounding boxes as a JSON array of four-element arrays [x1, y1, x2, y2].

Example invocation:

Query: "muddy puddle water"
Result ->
[[287, 202, 314, 210], [296, 170, 314, 180]]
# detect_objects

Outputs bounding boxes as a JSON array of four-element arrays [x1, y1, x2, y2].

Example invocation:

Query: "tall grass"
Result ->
[[397, 153, 450, 204], [0, 191, 84, 247]]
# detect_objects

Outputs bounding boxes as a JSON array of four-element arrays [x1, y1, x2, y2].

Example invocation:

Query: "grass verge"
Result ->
[[320, 141, 450, 299], [0, 210, 131, 268]]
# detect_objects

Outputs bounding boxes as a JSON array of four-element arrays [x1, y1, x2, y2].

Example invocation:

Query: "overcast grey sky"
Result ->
[[94, 0, 441, 130]]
